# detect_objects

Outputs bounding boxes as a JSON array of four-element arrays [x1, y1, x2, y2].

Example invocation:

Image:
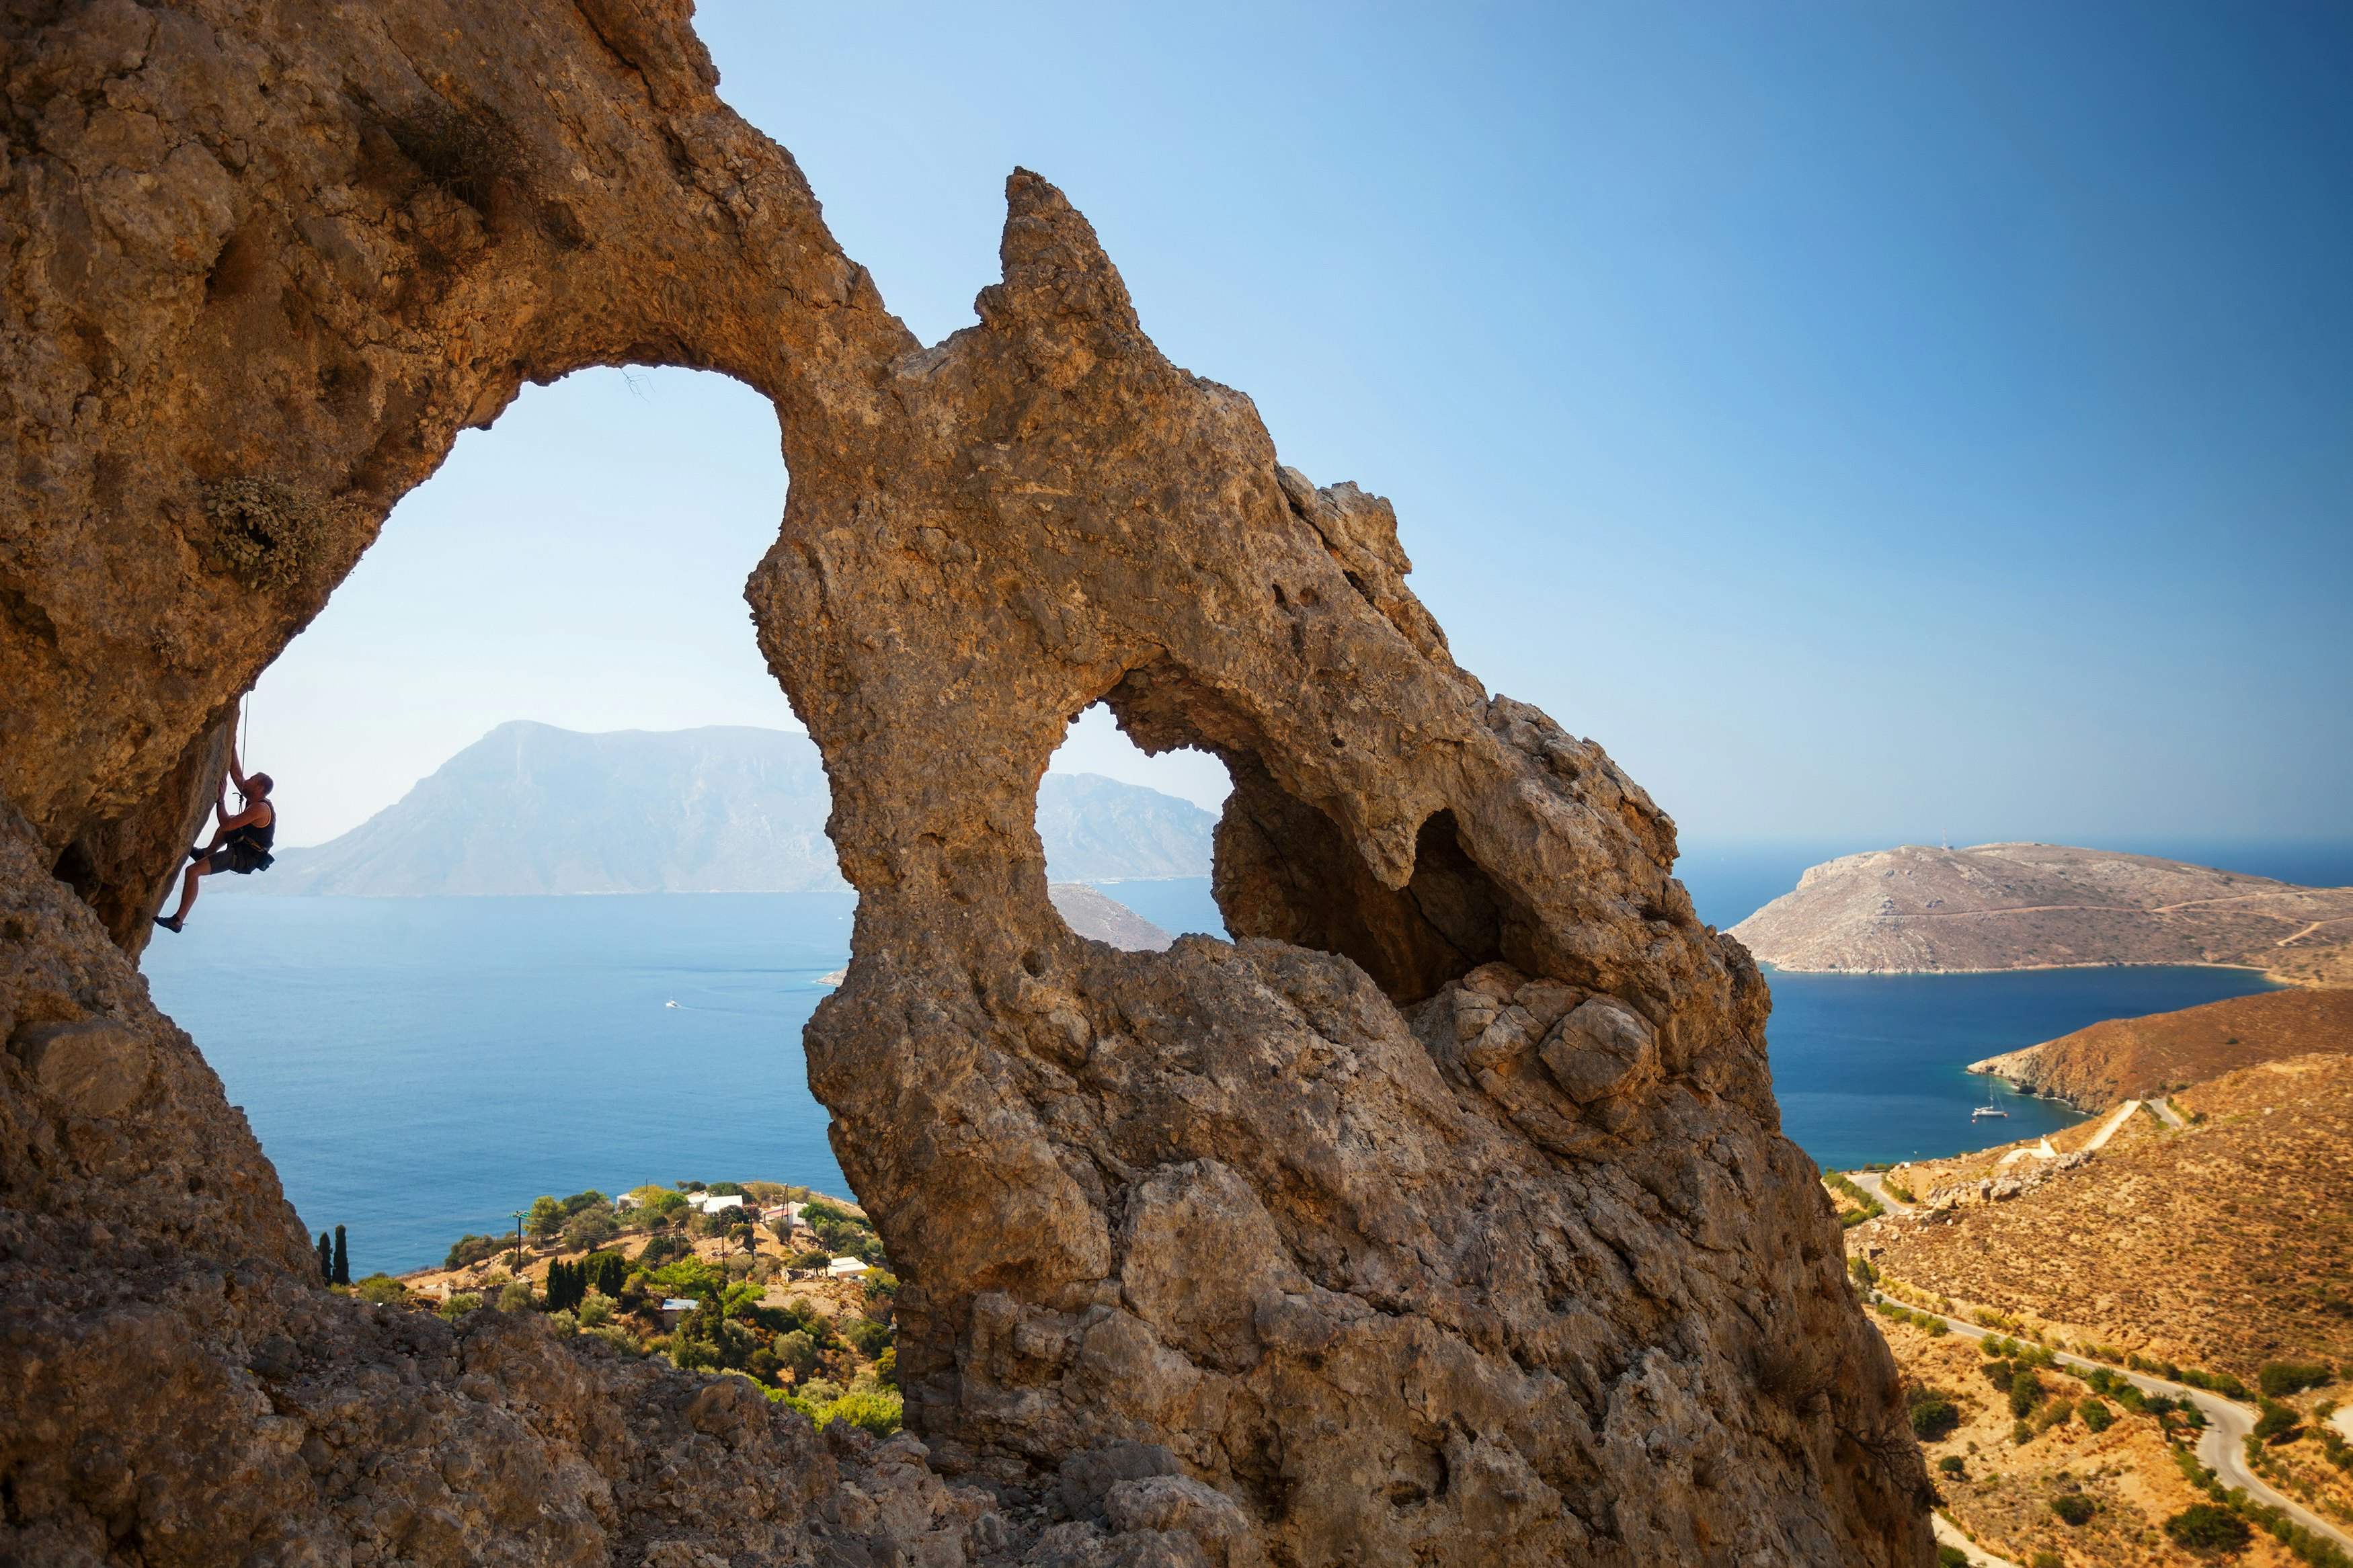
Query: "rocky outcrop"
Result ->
[[1, 1, 1929, 1563], [1732, 843, 2353, 987], [1969, 989, 2353, 1111]]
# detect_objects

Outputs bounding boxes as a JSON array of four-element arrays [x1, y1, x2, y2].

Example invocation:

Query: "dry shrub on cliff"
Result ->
[[198, 478, 329, 591]]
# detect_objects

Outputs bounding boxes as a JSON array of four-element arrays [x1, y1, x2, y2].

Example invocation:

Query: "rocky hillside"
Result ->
[[1730, 842, 2353, 985], [237, 723, 1215, 895], [1862, 1052, 2353, 1384], [1972, 988, 2353, 1110], [1046, 883, 1173, 951]]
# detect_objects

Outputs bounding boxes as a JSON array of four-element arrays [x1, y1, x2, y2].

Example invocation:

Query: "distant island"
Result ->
[[1730, 842, 2353, 987], [233, 721, 1217, 896]]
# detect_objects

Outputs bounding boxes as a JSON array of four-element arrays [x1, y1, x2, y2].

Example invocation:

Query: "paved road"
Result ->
[[2147, 1098, 2186, 1130], [1848, 1170, 1912, 1213], [2079, 1099, 2141, 1151], [1890, 1303, 2353, 1553], [1931, 1514, 2019, 1567]]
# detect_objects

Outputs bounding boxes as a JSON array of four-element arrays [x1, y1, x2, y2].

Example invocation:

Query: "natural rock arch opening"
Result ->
[[1092, 660, 1533, 1003]]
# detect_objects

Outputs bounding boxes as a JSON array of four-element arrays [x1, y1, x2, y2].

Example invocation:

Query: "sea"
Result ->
[[145, 845, 2342, 1276]]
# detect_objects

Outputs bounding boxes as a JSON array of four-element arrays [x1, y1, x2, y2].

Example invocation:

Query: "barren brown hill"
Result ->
[[1730, 842, 2353, 985], [1972, 988, 2353, 1110], [1865, 1053, 2353, 1383]]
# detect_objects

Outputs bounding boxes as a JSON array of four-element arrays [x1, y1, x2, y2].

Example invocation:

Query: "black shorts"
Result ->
[[201, 841, 271, 875]]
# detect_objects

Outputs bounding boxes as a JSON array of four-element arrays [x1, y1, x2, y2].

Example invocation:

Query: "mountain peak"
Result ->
[[242, 725, 1214, 896]]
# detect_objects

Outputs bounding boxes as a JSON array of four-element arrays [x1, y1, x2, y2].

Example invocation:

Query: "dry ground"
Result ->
[[1880, 1317, 2311, 1568], [1862, 1054, 2353, 1384]]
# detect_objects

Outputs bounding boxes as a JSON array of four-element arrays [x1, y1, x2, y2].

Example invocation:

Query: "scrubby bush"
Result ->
[[2254, 1399, 2305, 1444], [1936, 1549, 1967, 1568], [2180, 1366, 2250, 1401], [440, 1291, 483, 1321], [1937, 1455, 1964, 1477], [562, 1207, 619, 1254], [498, 1280, 534, 1312], [2163, 1503, 2252, 1550], [2030, 1553, 2061, 1568], [444, 1233, 504, 1270], [842, 1316, 894, 1358], [579, 1290, 615, 1327], [548, 1309, 578, 1335], [791, 1248, 831, 1270], [2260, 1361, 2336, 1400], [353, 1273, 408, 1305], [875, 1347, 897, 1389], [2009, 1369, 2042, 1419], [2079, 1397, 2114, 1433], [2011, 1419, 2033, 1446], [818, 1390, 903, 1438], [2050, 1494, 2095, 1526], [1907, 1388, 1960, 1442], [776, 1330, 820, 1378]]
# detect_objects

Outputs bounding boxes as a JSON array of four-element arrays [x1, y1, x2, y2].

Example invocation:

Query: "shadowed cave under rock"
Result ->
[[0, 1, 1933, 1563]]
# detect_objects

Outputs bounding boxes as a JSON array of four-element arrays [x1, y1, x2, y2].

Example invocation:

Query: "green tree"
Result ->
[[2258, 1361, 2334, 1399], [2163, 1504, 2251, 1551], [354, 1274, 407, 1305], [776, 1329, 819, 1378], [317, 1233, 332, 1282], [526, 1195, 565, 1237], [2050, 1495, 2094, 1526], [331, 1225, 350, 1285], [1908, 1391, 1959, 1442], [875, 1347, 897, 1389]]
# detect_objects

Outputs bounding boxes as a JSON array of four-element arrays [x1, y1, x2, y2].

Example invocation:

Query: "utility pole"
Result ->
[[511, 1210, 526, 1275]]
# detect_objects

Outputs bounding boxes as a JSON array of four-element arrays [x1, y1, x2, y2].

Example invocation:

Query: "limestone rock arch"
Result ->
[[0, 1, 1931, 1562]]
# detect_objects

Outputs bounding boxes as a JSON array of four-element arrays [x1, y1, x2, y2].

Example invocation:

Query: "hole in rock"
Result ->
[[1036, 702, 1232, 946], [1081, 664, 1532, 1006], [138, 367, 865, 1292]]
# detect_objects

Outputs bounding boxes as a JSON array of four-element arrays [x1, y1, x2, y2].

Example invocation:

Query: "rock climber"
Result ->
[[154, 738, 275, 933]]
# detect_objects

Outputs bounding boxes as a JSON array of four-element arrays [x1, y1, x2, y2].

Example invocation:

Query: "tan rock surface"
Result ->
[[1732, 843, 2353, 986], [1, 1, 1929, 1562]]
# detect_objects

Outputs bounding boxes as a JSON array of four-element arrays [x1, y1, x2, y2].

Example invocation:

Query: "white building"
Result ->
[[690, 1193, 744, 1214], [826, 1257, 871, 1278]]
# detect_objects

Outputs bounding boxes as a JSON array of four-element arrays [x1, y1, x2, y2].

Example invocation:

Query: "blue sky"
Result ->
[[257, 2, 2350, 856]]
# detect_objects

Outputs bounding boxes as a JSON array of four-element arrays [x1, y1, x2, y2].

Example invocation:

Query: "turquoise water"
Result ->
[[143, 879, 2279, 1274]]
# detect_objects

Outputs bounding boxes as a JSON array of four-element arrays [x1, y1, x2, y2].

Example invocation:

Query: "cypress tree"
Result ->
[[317, 1233, 332, 1282], [331, 1224, 350, 1285]]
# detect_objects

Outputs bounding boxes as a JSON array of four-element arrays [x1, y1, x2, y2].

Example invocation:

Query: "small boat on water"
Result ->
[[1971, 1102, 2009, 1120], [664, 999, 682, 1010]]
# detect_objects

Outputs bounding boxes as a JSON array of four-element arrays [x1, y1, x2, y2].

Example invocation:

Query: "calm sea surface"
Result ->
[[145, 872, 2288, 1274]]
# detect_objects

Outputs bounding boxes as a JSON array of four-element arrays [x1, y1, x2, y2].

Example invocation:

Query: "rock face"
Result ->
[[1970, 989, 2353, 1112], [1733, 843, 2353, 987], [0, 2, 1929, 1564]]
